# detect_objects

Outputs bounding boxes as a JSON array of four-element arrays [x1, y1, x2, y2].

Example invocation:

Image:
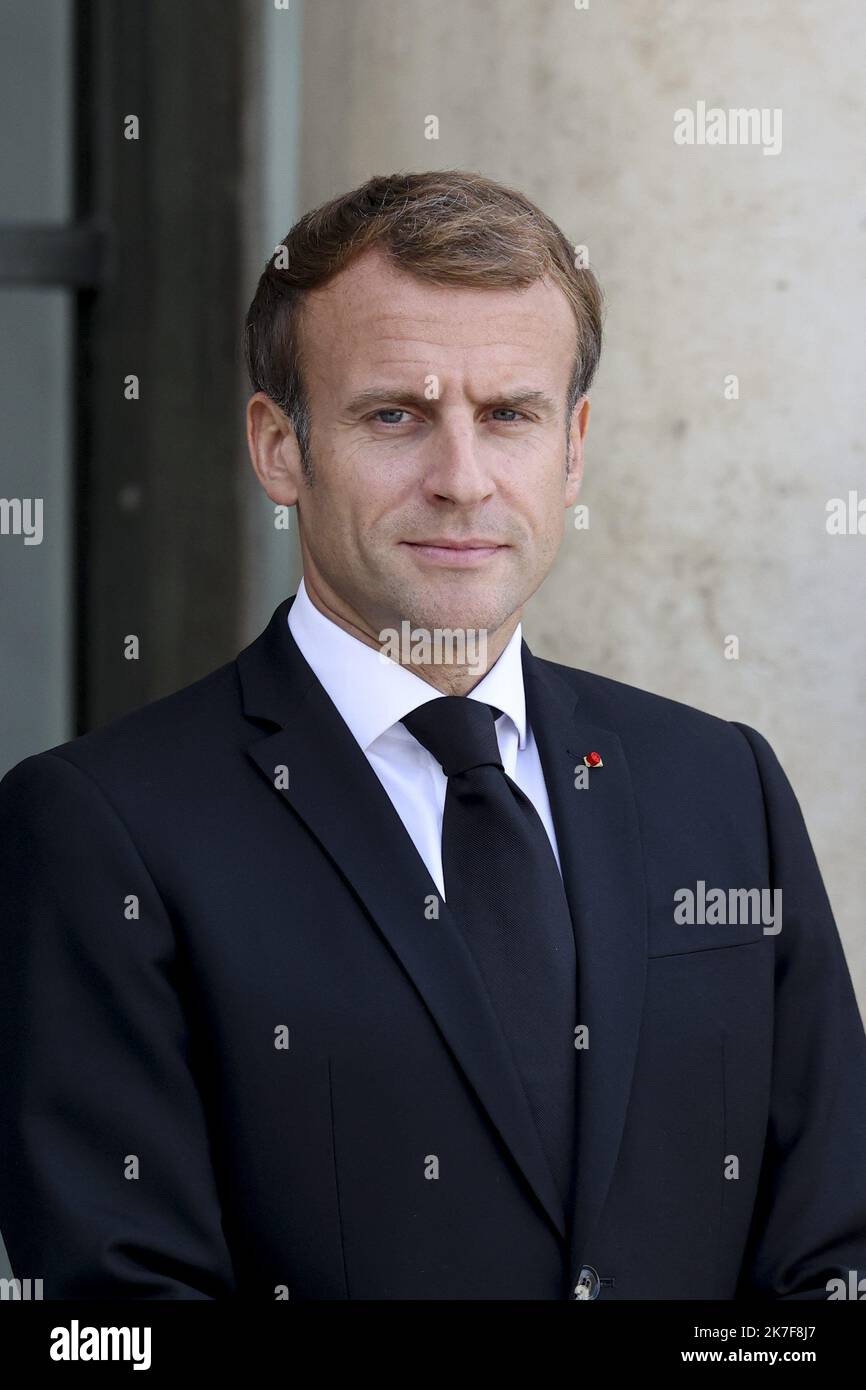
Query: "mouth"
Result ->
[[400, 539, 507, 567]]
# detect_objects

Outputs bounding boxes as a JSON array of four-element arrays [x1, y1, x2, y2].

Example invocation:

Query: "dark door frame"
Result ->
[[0, 0, 250, 732]]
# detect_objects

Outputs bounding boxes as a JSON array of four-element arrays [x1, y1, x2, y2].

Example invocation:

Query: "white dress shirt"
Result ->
[[287, 575, 562, 899]]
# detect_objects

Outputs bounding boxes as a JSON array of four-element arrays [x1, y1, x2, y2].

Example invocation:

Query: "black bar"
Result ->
[[0, 222, 110, 287]]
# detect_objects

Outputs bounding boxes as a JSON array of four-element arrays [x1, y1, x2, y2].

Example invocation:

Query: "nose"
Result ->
[[420, 417, 495, 507]]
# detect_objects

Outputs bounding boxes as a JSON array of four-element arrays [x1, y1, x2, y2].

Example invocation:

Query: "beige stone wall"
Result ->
[[295, 0, 866, 1007]]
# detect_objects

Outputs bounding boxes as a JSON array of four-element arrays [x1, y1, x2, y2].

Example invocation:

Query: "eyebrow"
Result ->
[[341, 386, 559, 416]]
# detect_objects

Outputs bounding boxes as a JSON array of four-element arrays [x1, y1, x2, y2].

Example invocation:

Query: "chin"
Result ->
[[409, 591, 516, 640], [382, 556, 524, 634]]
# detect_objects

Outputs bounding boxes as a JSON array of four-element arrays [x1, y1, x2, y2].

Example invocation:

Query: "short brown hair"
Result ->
[[243, 170, 604, 477]]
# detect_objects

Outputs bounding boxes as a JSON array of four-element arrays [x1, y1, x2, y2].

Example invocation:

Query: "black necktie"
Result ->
[[401, 696, 578, 1210]]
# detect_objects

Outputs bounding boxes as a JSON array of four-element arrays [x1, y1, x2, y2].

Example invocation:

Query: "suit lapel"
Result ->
[[523, 642, 648, 1276], [236, 597, 567, 1241]]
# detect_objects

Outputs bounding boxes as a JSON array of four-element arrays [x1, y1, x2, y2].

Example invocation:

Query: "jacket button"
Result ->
[[571, 1265, 600, 1300]]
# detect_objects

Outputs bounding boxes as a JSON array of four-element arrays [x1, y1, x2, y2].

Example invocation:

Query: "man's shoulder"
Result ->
[[532, 652, 768, 767], [1, 655, 246, 800]]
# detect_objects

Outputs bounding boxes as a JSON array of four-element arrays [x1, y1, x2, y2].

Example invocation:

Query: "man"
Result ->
[[1, 170, 864, 1301]]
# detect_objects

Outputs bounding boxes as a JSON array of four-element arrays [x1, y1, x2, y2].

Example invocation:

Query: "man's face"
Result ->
[[249, 246, 589, 650]]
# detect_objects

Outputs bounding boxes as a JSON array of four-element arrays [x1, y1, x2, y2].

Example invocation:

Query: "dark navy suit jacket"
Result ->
[[1, 593, 865, 1299]]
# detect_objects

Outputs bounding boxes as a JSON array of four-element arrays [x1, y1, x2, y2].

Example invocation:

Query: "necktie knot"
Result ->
[[401, 697, 503, 777]]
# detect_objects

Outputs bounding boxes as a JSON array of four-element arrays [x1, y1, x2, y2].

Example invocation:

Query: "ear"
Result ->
[[246, 392, 304, 506], [564, 396, 591, 508]]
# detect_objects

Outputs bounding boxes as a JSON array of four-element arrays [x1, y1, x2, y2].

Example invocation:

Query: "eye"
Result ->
[[371, 408, 413, 425], [490, 408, 528, 423]]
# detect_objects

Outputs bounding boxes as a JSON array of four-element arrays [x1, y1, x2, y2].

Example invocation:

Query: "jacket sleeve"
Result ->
[[731, 721, 866, 1300], [0, 750, 236, 1299]]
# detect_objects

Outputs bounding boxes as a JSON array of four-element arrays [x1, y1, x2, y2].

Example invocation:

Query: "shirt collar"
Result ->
[[287, 575, 528, 753]]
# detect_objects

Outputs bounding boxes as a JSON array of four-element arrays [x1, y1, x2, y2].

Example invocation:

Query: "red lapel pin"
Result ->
[[583, 750, 603, 768]]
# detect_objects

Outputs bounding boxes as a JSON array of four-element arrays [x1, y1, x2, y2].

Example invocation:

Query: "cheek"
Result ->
[[528, 493, 570, 566], [519, 473, 567, 530], [300, 482, 359, 566]]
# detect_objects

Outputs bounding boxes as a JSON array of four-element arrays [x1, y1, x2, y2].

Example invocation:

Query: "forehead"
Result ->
[[298, 246, 576, 385]]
